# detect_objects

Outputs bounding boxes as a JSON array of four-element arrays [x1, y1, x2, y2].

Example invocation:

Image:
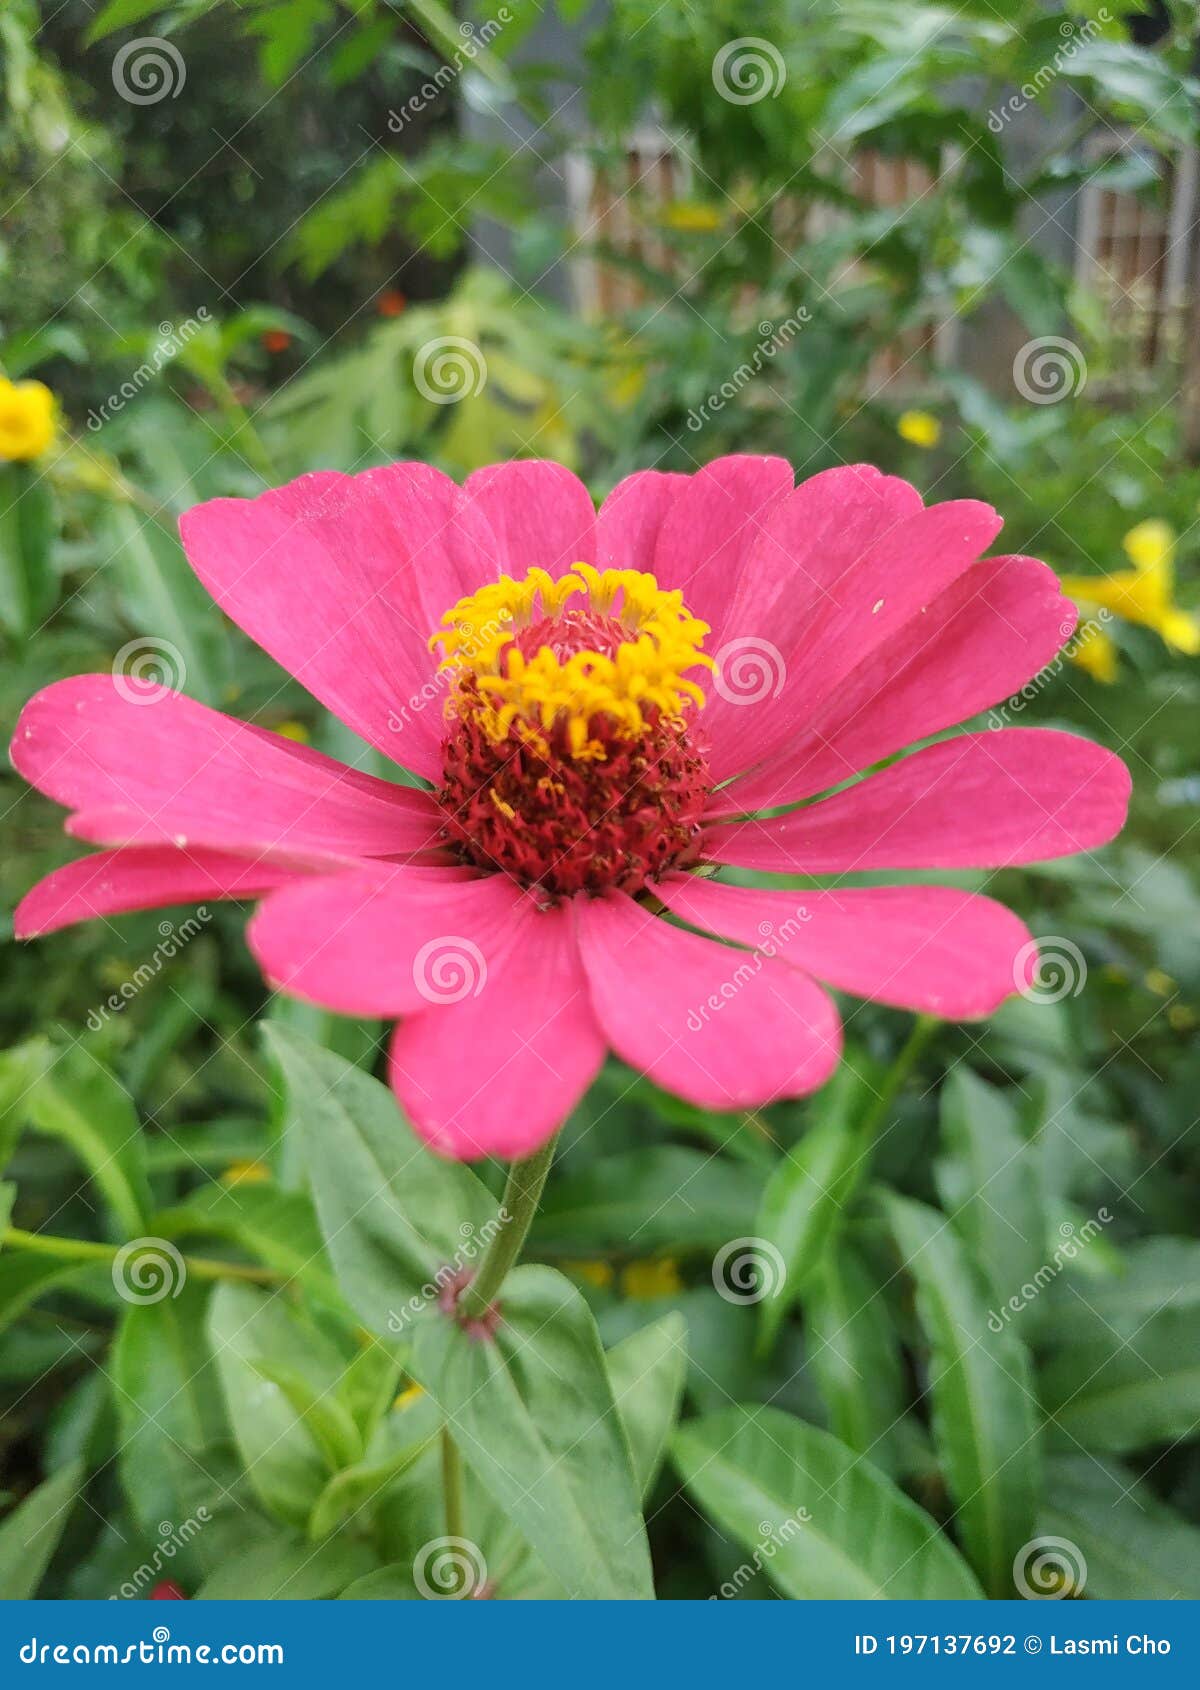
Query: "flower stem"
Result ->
[[855, 1014, 939, 1159], [2, 1226, 280, 1286], [441, 1427, 465, 1540], [457, 1132, 558, 1319]]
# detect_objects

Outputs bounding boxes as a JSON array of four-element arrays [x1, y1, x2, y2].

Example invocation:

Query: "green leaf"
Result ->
[[1039, 1454, 1200, 1601], [0, 1181, 14, 1235], [887, 1193, 1039, 1598], [935, 1068, 1046, 1309], [533, 1147, 759, 1254], [156, 1181, 338, 1302], [86, 0, 173, 45], [0, 1038, 49, 1170], [0, 463, 56, 642], [308, 1402, 441, 1542], [267, 1025, 496, 1327], [755, 1064, 876, 1350], [104, 503, 230, 708], [606, 1312, 688, 1499], [1039, 1304, 1200, 1453], [207, 1283, 334, 1528], [193, 1534, 376, 1600], [673, 1406, 982, 1600], [0, 1253, 95, 1335], [27, 1044, 152, 1239], [111, 1291, 229, 1535], [0, 1460, 83, 1598], [807, 1239, 907, 1470], [411, 1265, 654, 1599]]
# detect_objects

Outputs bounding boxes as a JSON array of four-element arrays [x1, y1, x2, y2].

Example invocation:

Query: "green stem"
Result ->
[[441, 1427, 465, 1541], [457, 1132, 559, 1319], [854, 1014, 939, 1162], [2, 1226, 281, 1286]]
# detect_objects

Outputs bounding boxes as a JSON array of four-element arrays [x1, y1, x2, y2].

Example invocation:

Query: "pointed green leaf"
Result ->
[[673, 1406, 982, 1600], [606, 1312, 688, 1498], [0, 1460, 84, 1598], [1039, 1454, 1200, 1600], [807, 1239, 907, 1470], [887, 1193, 1039, 1598], [412, 1265, 654, 1599], [27, 1044, 151, 1238]]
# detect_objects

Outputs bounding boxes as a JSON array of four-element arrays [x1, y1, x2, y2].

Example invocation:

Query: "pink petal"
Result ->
[[707, 488, 1000, 781], [389, 898, 604, 1161], [651, 455, 794, 647], [574, 891, 841, 1110], [248, 865, 522, 1017], [12, 676, 442, 863], [706, 729, 1131, 873], [713, 555, 1076, 813], [15, 848, 306, 938], [657, 876, 1038, 1019], [458, 460, 597, 576], [596, 470, 687, 571], [179, 464, 492, 780]]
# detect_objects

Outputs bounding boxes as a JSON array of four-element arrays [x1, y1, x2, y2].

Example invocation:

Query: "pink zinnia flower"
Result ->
[[11, 458, 1129, 1159]]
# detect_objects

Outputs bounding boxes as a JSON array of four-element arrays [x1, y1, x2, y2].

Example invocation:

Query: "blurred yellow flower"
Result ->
[[1070, 618, 1119, 685], [564, 1259, 615, 1290], [621, 1258, 683, 1300], [220, 1158, 271, 1188], [1060, 522, 1200, 668], [0, 377, 56, 462], [275, 720, 310, 744], [660, 202, 723, 233], [393, 1382, 425, 1410], [897, 409, 940, 449]]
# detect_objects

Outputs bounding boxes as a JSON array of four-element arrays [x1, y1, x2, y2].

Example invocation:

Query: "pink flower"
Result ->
[[11, 458, 1129, 1160]]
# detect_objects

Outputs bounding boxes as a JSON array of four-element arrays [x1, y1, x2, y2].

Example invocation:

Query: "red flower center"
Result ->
[[430, 565, 713, 896]]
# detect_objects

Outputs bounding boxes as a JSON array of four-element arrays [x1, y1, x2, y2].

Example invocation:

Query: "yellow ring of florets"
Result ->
[[430, 562, 713, 759]]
